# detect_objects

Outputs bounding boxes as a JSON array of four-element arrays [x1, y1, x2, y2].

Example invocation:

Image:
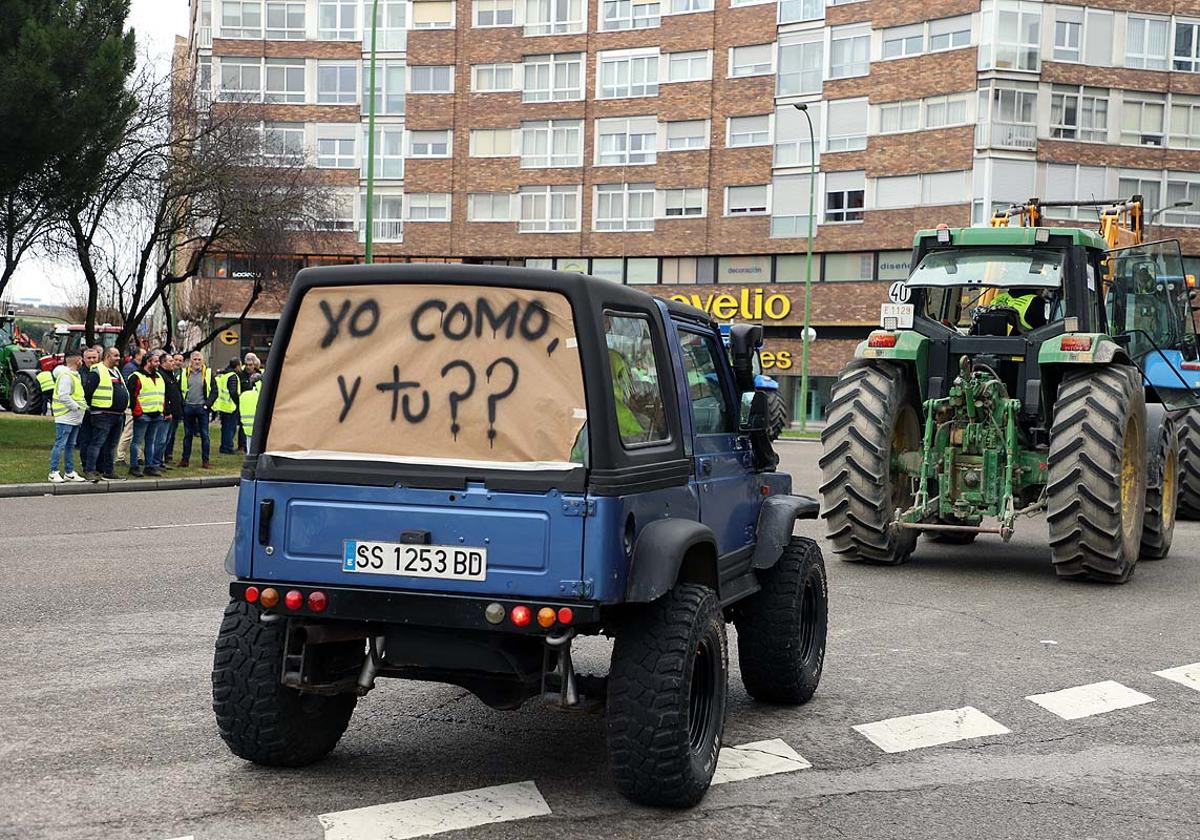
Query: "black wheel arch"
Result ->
[[750, 494, 820, 570], [625, 518, 719, 603]]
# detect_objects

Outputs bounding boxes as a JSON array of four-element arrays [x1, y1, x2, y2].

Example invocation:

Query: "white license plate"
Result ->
[[880, 303, 914, 329], [342, 540, 487, 581]]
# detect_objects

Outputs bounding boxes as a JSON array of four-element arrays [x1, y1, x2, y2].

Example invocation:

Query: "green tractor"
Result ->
[[819, 223, 1200, 583]]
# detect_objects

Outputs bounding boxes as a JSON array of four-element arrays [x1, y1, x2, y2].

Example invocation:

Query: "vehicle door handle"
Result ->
[[701, 460, 713, 476]]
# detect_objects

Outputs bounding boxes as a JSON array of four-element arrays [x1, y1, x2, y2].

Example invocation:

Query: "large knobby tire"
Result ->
[[1047, 367, 1147, 583], [212, 600, 358, 766], [606, 583, 727, 808], [767, 390, 788, 440], [735, 536, 828, 704], [10, 372, 41, 414], [819, 361, 920, 565], [1141, 413, 1179, 560], [1175, 408, 1200, 520]]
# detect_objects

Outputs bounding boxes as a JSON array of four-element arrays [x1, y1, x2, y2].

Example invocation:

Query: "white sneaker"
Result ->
[[65, 471, 87, 483], [48, 471, 65, 484]]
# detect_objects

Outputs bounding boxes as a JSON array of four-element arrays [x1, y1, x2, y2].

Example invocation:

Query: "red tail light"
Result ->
[[307, 591, 328, 613], [511, 605, 532, 627], [868, 333, 898, 348], [1061, 336, 1093, 351], [244, 586, 260, 604], [284, 589, 303, 611], [1182, 361, 1200, 371], [557, 607, 574, 625]]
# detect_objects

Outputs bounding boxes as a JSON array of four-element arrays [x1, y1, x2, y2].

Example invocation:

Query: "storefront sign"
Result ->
[[760, 349, 793, 371], [666, 287, 792, 321]]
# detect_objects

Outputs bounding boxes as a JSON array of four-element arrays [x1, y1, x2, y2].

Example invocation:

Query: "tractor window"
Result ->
[[1107, 240, 1195, 359], [605, 314, 669, 447], [677, 329, 733, 436], [909, 248, 1064, 289]]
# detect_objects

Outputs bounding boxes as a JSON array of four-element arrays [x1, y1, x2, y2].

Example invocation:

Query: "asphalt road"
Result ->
[[1, 440, 1198, 840]]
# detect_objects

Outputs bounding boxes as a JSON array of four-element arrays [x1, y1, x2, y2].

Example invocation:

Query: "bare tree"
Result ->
[[55, 57, 334, 348]]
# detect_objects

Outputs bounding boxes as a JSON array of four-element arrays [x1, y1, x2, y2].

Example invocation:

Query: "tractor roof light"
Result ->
[[936, 225, 951, 244]]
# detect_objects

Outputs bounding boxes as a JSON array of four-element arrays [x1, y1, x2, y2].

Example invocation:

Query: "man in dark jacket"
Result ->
[[160, 353, 184, 466], [82, 347, 130, 481]]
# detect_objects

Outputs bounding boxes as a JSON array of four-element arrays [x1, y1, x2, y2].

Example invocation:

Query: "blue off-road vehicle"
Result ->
[[212, 265, 828, 807]]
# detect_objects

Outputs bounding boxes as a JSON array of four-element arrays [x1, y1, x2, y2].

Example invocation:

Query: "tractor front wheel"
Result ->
[[1047, 367, 1147, 583], [9, 372, 42, 414], [1175, 408, 1200, 520], [1141, 409, 1179, 560], [819, 361, 919, 565], [767, 391, 788, 440]]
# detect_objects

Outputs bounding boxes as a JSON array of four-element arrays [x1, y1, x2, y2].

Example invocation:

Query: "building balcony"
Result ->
[[975, 122, 1036, 151]]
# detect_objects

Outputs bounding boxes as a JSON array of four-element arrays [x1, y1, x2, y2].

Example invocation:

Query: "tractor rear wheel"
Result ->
[[767, 391, 788, 440], [1047, 367, 1147, 583], [1175, 408, 1200, 520], [9, 372, 41, 414], [819, 361, 919, 565], [1140, 411, 1179, 560]]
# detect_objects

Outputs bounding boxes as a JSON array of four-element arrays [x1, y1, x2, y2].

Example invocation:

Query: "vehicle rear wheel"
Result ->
[[1047, 367, 1147, 583], [9, 372, 41, 414], [212, 600, 359, 766], [735, 536, 827, 704], [767, 390, 788, 440], [1175, 407, 1200, 520], [1141, 411, 1179, 560], [606, 583, 727, 808], [819, 361, 919, 565]]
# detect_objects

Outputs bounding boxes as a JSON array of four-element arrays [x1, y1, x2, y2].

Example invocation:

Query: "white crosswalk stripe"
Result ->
[[852, 706, 1011, 753], [1154, 662, 1200, 693], [1025, 680, 1154, 720], [712, 738, 812, 785], [318, 781, 550, 840]]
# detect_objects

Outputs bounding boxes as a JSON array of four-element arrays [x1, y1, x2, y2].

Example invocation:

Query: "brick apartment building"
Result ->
[[182, 0, 1200, 423]]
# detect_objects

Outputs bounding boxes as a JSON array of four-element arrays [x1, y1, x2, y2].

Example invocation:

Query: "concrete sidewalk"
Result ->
[[0, 474, 239, 499]]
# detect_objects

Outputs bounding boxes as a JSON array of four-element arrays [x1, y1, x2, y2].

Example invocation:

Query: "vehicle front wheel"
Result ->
[[606, 583, 727, 808], [735, 536, 827, 704], [212, 600, 359, 766], [767, 390, 789, 440], [9, 372, 41, 414], [1141, 410, 1179, 560]]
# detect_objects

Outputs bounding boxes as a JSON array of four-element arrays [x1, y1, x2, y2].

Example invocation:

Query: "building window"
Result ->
[[824, 252, 873, 282], [778, 0, 822, 26], [363, 61, 406, 114], [727, 114, 771, 147], [976, 80, 1037, 149], [522, 53, 584, 102], [315, 193, 356, 231], [824, 171, 864, 222], [1126, 16, 1170, 70], [1175, 21, 1200, 72], [598, 49, 659, 98], [774, 102, 820, 167], [1049, 86, 1108, 142], [474, 0, 516, 25], [1165, 175, 1200, 225], [472, 63, 516, 92], [601, 0, 660, 31], [925, 93, 969, 128], [1117, 171, 1162, 212], [265, 1, 305, 38], [218, 58, 261, 101], [978, 0, 1041, 72], [829, 25, 869, 78], [409, 65, 454, 94], [770, 173, 813, 237], [662, 257, 715, 284], [366, 0, 407, 50], [318, 0, 357, 39], [725, 184, 769, 215], [660, 187, 706, 217], [1121, 92, 1166, 146], [264, 59, 305, 103], [777, 35, 822, 96], [408, 129, 452, 157], [518, 185, 581, 232], [596, 117, 657, 165], [317, 61, 358, 104], [1042, 163, 1106, 220], [729, 43, 774, 77], [411, 0, 455, 28], [1053, 6, 1082, 62], [362, 125, 406, 178], [469, 128, 516, 156], [1170, 95, 1200, 149], [882, 23, 923, 59], [405, 193, 451, 222], [524, 0, 584, 35], [929, 15, 971, 51], [666, 50, 711, 82], [520, 119, 583, 167], [595, 183, 656, 231], [664, 119, 708, 150], [222, 0, 263, 38], [626, 258, 658, 284], [362, 193, 404, 241], [825, 98, 867, 152], [669, 0, 712, 11], [879, 101, 920, 133], [263, 123, 305, 165], [316, 124, 357, 167], [468, 193, 513, 221], [875, 171, 967, 209]]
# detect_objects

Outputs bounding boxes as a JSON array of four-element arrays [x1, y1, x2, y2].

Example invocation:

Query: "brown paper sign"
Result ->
[[265, 283, 587, 466]]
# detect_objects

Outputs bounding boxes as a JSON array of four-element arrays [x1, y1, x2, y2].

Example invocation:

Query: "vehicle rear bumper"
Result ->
[[229, 580, 602, 634]]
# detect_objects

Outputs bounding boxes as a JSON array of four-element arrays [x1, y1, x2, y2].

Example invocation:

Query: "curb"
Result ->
[[0, 474, 239, 499]]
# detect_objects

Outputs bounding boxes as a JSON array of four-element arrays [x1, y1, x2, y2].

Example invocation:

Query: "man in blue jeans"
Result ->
[[180, 350, 216, 468], [126, 351, 165, 477], [82, 346, 130, 481]]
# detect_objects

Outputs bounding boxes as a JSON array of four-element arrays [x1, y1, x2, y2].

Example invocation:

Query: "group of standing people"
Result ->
[[46, 347, 264, 483]]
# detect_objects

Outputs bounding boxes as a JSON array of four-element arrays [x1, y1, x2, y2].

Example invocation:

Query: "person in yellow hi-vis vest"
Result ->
[[990, 287, 1048, 333], [126, 352, 166, 478], [214, 358, 242, 456], [239, 374, 262, 443], [35, 367, 55, 416], [48, 355, 89, 483]]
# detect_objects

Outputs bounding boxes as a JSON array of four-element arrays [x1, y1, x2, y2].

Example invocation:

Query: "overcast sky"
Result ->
[[8, 0, 190, 306]]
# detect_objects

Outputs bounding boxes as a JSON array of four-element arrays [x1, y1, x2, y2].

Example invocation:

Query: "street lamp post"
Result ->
[[1149, 200, 1193, 241], [364, 0, 381, 264], [793, 102, 817, 433]]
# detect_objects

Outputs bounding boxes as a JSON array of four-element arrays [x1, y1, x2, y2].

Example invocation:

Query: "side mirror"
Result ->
[[739, 390, 768, 433], [728, 323, 764, 392]]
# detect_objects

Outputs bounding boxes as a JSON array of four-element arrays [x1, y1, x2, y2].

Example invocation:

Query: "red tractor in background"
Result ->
[[0, 310, 123, 413]]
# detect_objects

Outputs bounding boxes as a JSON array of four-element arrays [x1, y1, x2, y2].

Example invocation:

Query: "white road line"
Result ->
[[1154, 663, 1200, 693], [318, 781, 551, 840], [853, 706, 1011, 753], [1025, 680, 1154, 720], [712, 738, 812, 785], [126, 520, 235, 531]]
